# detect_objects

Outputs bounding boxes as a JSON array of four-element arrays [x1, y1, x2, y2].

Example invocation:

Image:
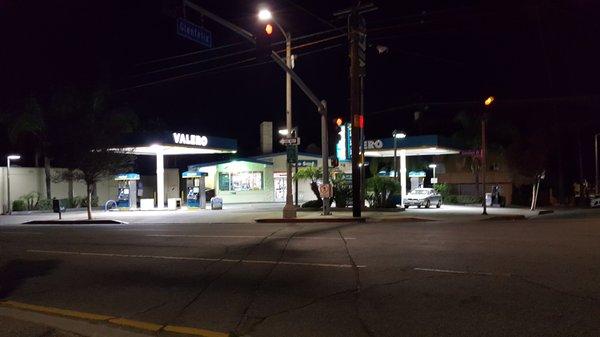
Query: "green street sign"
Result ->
[[287, 145, 298, 163]]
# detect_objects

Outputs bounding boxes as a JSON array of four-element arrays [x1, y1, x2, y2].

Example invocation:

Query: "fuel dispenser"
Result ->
[[182, 170, 207, 209], [408, 171, 426, 191], [114, 173, 140, 209]]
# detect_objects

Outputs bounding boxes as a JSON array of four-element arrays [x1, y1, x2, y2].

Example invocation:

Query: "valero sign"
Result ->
[[173, 132, 208, 147]]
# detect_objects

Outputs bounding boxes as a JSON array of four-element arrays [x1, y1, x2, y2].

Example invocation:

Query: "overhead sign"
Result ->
[[177, 18, 212, 48], [364, 139, 384, 150], [173, 132, 208, 146], [409, 171, 426, 178], [297, 160, 317, 167], [280, 137, 301, 146]]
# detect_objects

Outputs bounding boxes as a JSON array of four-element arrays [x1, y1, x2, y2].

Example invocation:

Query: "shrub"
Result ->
[[81, 195, 99, 208], [301, 199, 323, 208], [366, 176, 400, 208], [37, 199, 53, 210], [12, 199, 26, 212], [20, 192, 41, 210], [445, 195, 482, 204], [69, 196, 84, 208], [331, 174, 351, 208], [434, 183, 450, 200]]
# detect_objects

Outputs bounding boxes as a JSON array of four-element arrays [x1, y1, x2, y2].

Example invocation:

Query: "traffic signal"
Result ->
[[334, 118, 343, 144], [255, 24, 275, 62]]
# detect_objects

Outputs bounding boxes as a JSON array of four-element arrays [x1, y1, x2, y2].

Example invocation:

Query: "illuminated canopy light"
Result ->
[[258, 9, 272, 21], [110, 145, 236, 156], [7, 155, 21, 160]]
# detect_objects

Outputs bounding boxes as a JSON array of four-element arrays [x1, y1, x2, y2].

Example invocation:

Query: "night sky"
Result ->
[[1, 0, 599, 181]]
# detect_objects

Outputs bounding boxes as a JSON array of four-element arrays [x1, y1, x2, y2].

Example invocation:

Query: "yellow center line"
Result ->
[[0, 300, 229, 337]]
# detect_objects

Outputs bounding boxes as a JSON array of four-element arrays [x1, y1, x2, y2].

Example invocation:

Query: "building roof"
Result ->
[[110, 131, 237, 156]]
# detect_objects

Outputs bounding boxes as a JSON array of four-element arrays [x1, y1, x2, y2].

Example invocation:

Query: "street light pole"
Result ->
[[6, 155, 21, 215], [282, 30, 296, 218], [482, 96, 494, 216], [393, 134, 398, 181]]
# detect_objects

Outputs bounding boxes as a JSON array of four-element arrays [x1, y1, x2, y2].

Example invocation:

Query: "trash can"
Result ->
[[210, 197, 223, 210], [485, 193, 492, 207]]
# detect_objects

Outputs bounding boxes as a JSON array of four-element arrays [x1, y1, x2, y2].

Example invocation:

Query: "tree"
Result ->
[[7, 96, 53, 199], [71, 150, 134, 219], [294, 166, 323, 201], [54, 88, 138, 219]]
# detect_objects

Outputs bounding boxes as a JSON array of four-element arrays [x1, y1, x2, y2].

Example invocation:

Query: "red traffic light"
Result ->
[[335, 118, 343, 126], [265, 24, 273, 35]]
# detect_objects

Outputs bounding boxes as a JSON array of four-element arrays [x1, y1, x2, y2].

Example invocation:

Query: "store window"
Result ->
[[219, 171, 263, 191]]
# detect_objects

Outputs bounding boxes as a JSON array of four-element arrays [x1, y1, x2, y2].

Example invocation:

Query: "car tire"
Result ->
[[417, 205, 421, 208], [425, 200, 430, 208], [436, 201, 441, 208]]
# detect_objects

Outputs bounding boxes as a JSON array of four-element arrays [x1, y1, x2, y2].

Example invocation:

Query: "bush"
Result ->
[[12, 199, 26, 212], [301, 199, 323, 208], [37, 198, 53, 210], [331, 174, 351, 208], [69, 196, 84, 208], [366, 176, 400, 208], [20, 192, 41, 210], [445, 195, 482, 204], [81, 195, 99, 208], [434, 183, 450, 200]]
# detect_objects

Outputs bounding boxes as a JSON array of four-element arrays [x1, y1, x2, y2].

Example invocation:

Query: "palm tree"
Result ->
[[293, 166, 323, 201], [8, 96, 53, 199]]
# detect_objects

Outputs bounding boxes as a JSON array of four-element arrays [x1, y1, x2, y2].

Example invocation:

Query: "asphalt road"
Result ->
[[1, 214, 600, 337]]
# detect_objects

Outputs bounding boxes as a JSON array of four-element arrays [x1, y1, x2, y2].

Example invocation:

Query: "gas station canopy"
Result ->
[[109, 131, 237, 209], [112, 132, 237, 156], [363, 135, 461, 157]]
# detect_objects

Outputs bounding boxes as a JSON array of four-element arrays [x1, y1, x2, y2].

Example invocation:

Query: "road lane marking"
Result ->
[[0, 300, 228, 337], [1, 300, 113, 321], [27, 249, 366, 269], [146, 234, 356, 240], [164, 325, 229, 337], [413, 267, 497, 276], [108, 317, 163, 332], [0, 231, 43, 235]]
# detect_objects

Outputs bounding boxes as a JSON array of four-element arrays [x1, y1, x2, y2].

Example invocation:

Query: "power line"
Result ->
[[117, 43, 344, 92], [131, 33, 345, 78], [135, 41, 246, 67]]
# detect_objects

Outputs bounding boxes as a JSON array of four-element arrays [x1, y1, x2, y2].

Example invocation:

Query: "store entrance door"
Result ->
[[274, 173, 287, 202]]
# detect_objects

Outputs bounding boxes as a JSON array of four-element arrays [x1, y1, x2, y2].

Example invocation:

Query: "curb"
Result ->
[[255, 217, 367, 223], [0, 300, 229, 337], [481, 215, 527, 221], [22, 220, 128, 225]]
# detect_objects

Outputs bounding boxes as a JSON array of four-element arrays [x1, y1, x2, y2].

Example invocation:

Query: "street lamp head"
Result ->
[[278, 129, 289, 136], [429, 164, 437, 169], [7, 155, 21, 160], [484, 96, 495, 107], [393, 131, 406, 139], [258, 9, 272, 21]]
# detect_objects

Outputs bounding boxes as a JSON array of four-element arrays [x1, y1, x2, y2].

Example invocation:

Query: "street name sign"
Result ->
[[279, 137, 301, 146], [177, 18, 212, 48]]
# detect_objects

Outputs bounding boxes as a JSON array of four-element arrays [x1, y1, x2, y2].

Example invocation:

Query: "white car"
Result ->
[[403, 188, 442, 209]]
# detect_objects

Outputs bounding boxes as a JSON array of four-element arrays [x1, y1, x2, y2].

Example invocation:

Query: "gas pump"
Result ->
[[182, 170, 207, 209], [114, 173, 140, 209]]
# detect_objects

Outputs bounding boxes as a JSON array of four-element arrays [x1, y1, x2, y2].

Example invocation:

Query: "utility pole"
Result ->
[[481, 116, 487, 215], [595, 133, 599, 195], [349, 6, 366, 218]]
